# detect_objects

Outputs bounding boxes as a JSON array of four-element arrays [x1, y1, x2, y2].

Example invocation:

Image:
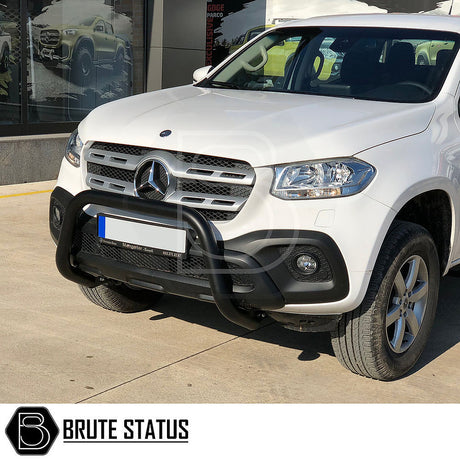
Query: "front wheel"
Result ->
[[114, 49, 125, 74], [71, 46, 94, 86], [331, 221, 440, 380], [80, 283, 163, 313], [417, 54, 429, 66]]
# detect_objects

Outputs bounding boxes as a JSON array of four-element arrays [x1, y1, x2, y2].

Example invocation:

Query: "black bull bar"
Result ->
[[55, 190, 261, 330]]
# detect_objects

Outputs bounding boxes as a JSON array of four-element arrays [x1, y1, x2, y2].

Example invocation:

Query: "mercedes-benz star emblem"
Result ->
[[134, 159, 173, 200]]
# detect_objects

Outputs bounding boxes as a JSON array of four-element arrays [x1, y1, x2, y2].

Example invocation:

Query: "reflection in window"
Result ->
[[0, 0, 21, 125], [27, 0, 137, 123]]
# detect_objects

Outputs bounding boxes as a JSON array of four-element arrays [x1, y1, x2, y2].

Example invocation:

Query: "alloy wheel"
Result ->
[[386, 255, 429, 354]]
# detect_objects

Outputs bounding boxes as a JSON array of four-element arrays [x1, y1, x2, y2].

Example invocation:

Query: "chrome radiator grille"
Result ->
[[40, 30, 60, 46], [85, 142, 255, 221]]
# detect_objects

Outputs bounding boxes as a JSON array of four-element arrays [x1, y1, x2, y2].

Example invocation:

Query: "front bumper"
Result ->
[[50, 187, 349, 330], [39, 44, 71, 63]]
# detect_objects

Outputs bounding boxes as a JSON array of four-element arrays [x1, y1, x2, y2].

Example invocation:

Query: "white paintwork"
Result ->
[[277, 13, 460, 33], [57, 14, 460, 315], [192, 65, 213, 84], [79, 87, 436, 168], [56, 158, 88, 196]]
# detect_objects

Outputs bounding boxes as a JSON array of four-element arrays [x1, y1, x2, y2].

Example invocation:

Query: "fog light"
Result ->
[[296, 254, 318, 275]]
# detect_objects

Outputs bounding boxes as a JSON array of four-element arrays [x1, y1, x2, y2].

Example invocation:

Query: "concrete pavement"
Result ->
[[1, 181, 460, 403]]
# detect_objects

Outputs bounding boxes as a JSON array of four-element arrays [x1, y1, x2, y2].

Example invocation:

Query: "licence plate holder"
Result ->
[[97, 214, 188, 259]]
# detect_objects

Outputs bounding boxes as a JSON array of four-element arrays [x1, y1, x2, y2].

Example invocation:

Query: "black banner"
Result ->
[[206, 0, 266, 66]]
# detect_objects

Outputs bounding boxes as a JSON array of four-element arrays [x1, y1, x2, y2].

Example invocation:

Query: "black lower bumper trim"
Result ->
[[225, 230, 349, 304], [54, 188, 261, 330], [74, 248, 284, 312]]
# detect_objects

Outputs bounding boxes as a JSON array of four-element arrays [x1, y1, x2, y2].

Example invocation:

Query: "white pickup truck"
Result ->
[[0, 26, 11, 72], [50, 14, 460, 380]]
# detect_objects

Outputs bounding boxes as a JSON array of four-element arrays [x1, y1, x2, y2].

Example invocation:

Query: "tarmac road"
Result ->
[[1, 180, 460, 403]]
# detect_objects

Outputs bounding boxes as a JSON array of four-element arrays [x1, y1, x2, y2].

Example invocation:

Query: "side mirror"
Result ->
[[193, 65, 213, 84]]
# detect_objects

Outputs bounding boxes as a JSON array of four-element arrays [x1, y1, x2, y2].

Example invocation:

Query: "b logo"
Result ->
[[5, 407, 59, 455]]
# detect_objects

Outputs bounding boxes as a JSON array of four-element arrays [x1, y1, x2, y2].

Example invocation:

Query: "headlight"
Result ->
[[64, 29, 77, 36], [271, 158, 375, 200], [65, 129, 83, 167]]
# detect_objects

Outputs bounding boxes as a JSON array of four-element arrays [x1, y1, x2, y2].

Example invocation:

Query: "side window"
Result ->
[[106, 22, 114, 35], [95, 21, 105, 33], [414, 40, 455, 66]]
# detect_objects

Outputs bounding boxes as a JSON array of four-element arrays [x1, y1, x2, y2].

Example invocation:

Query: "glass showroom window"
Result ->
[[27, 0, 138, 123], [0, 0, 21, 125], [0, 0, 143, 135]]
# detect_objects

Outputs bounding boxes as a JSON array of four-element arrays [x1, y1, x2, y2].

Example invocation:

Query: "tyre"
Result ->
[[331, 221, 440, 380], [114, 49, 125, 74], [79, 283, 163, 313], [71, 46, 94, 86], [0, 46, 9, 72]]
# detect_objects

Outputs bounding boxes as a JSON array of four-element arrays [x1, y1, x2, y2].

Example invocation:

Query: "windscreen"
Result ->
[[205, 26, 460, 103], [80, 17, 96, 26]]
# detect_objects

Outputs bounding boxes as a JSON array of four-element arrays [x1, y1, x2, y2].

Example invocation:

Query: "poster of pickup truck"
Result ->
[[0, 25, 11, 72], [0, 1, 19, 112], [37, 16, 130, 86], [27, 0, 134, 123]]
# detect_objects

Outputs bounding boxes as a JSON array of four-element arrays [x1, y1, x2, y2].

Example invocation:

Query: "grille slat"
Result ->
[[177, 178, 252, 198], [90, 142, 253, 170], [90, 142, 151, 156], [176, 151, 253, 171], [87, 163, 135, 183], [40, 30, 60, 46], [85, 142, 255, 221]]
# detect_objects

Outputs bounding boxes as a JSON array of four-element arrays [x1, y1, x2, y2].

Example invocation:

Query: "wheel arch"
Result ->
[[0, 42, 7, 57], [73, 37, 94, 60], [386, 182, 455, 275], [0, 42, 9, 70], [416, 50, 430, 64], [114, 44, 125, 64], [115, 43, 125, 55]]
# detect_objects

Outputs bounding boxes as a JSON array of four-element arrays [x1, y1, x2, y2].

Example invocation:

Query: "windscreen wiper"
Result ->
[[208, 81, 242, 90]]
